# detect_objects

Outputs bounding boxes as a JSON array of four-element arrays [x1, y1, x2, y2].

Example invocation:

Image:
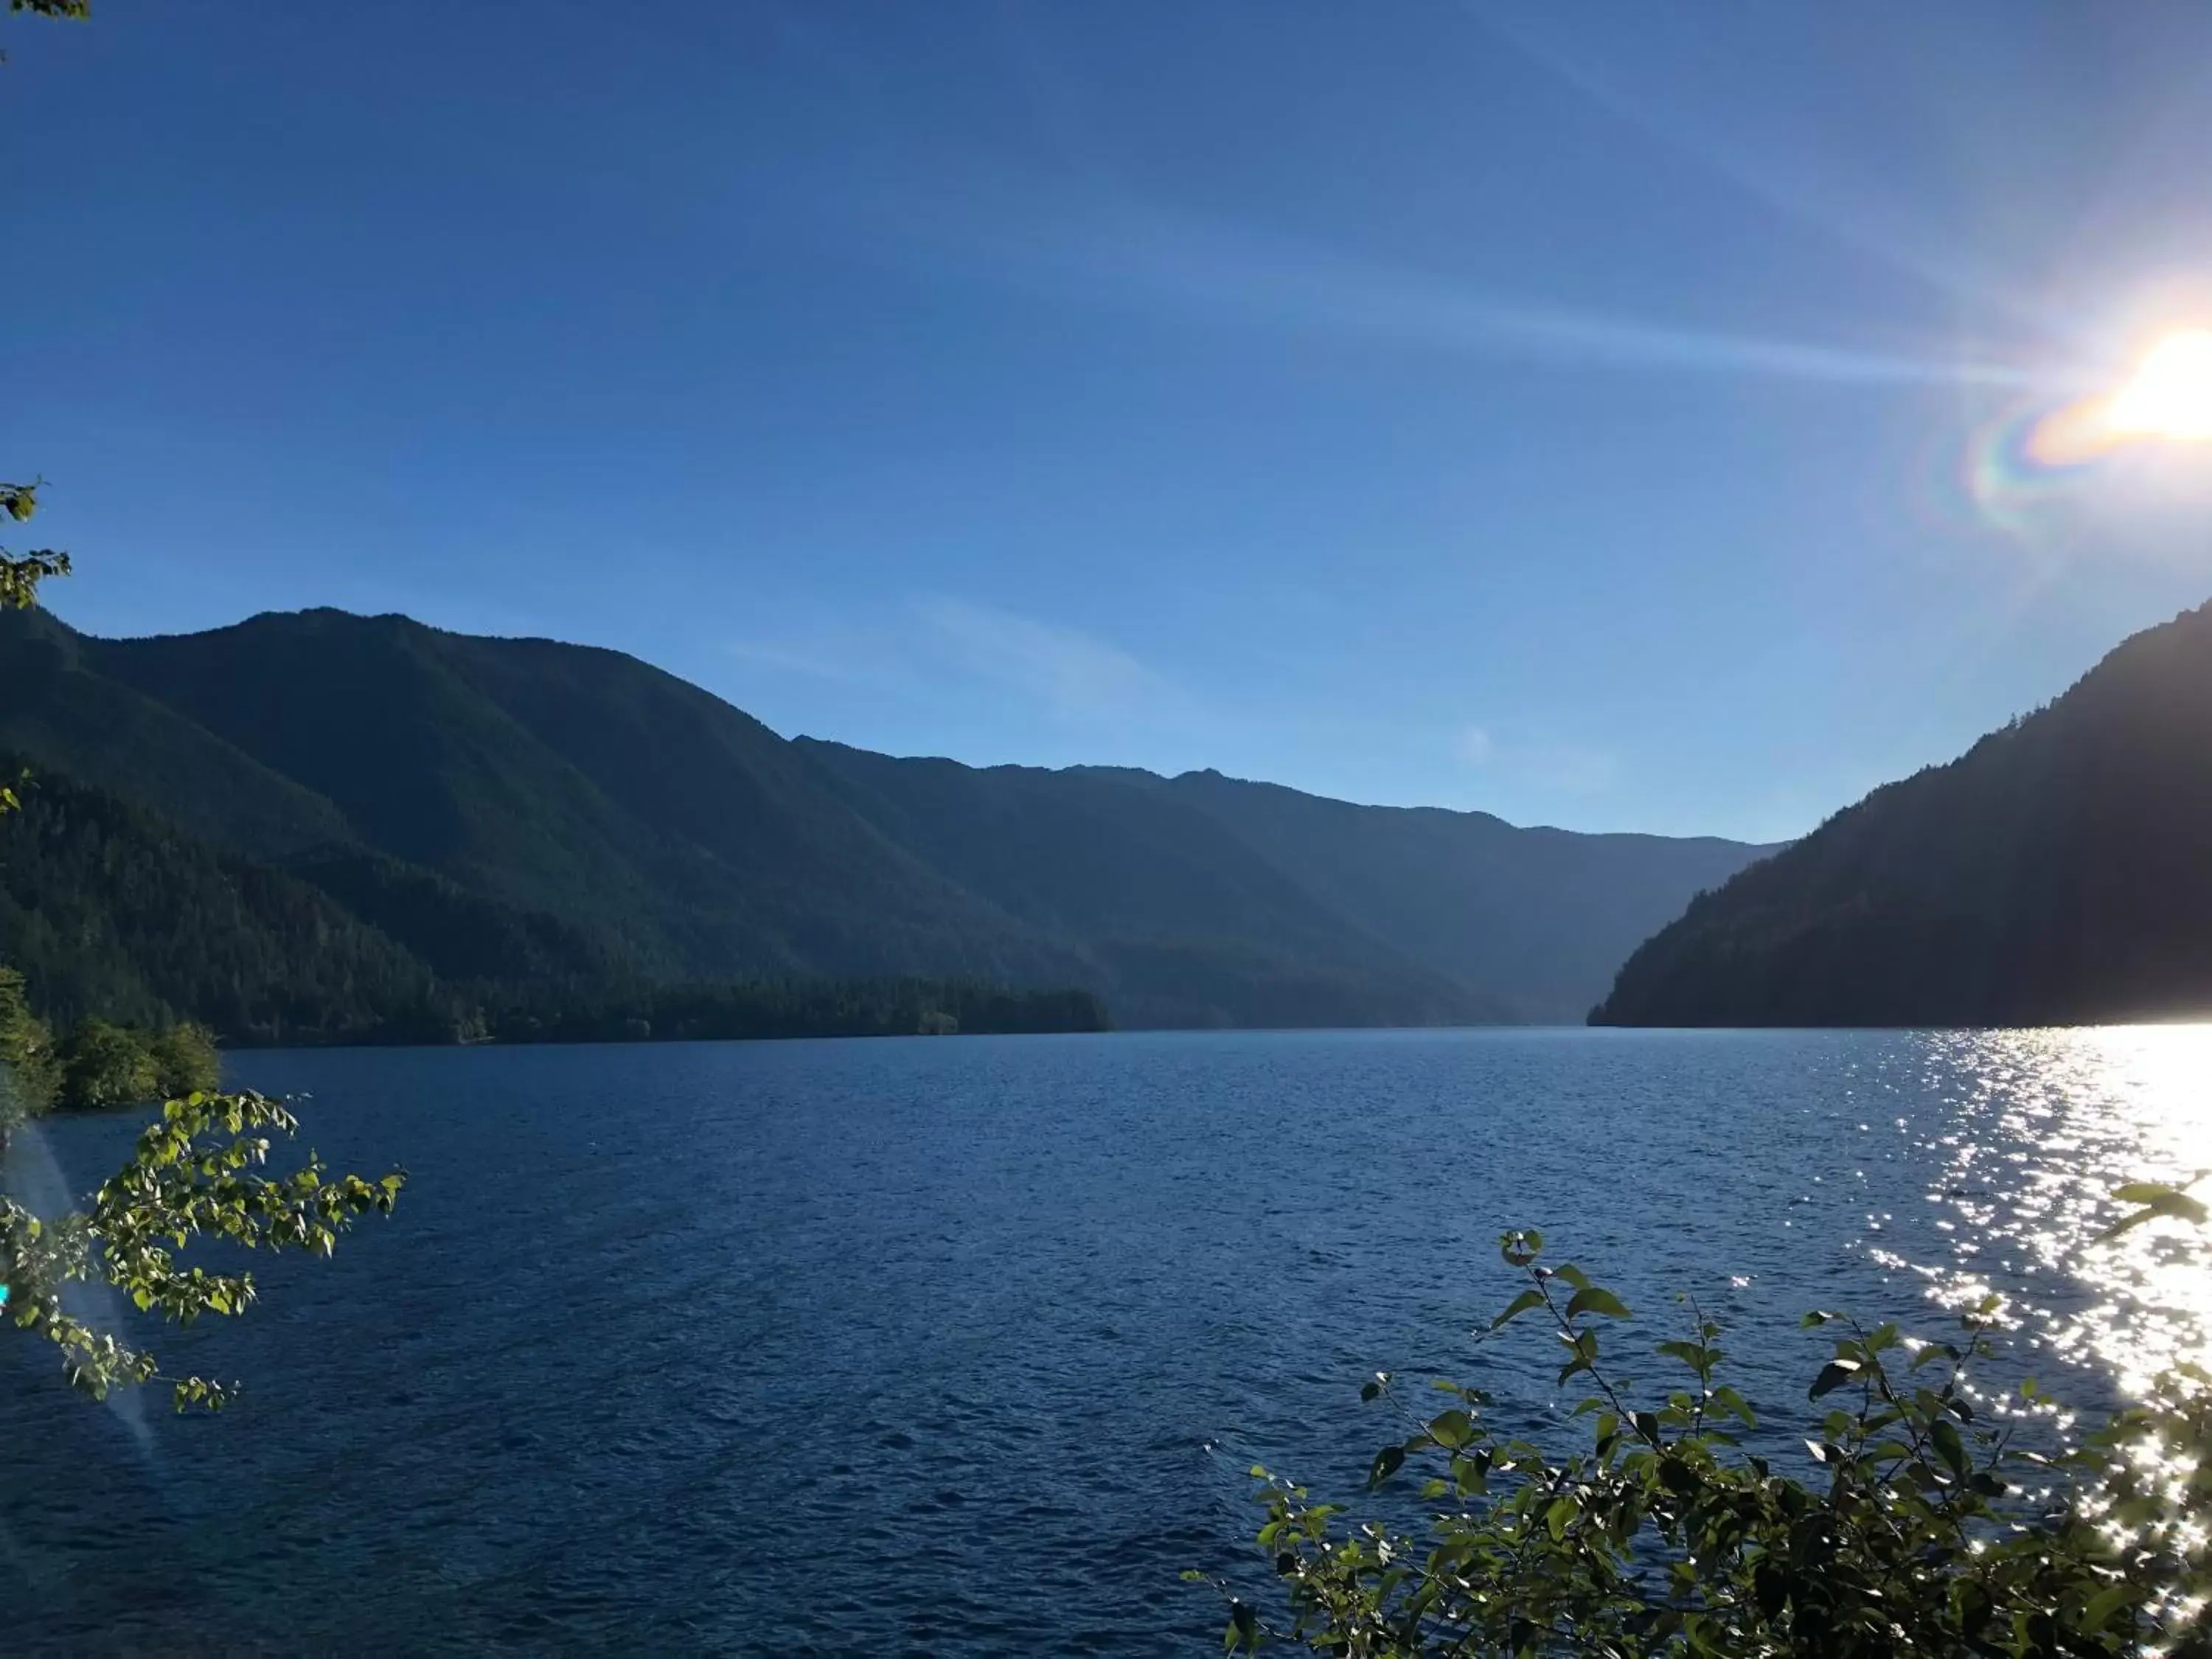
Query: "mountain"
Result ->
[[1593, 600, 2212, 1028], [799, 746, 1773, 1024], [0, 606, 1774, 1029], [77, 608, 1077, 989], [0, 760, 1110, 1046], [1151, 771, 1772, 1022], [0, 759, 441, 1040], [795, 742, 1494, 1028]]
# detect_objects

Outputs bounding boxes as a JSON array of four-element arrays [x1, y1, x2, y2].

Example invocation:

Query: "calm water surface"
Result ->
[[4, 1028, 2209, 1655]]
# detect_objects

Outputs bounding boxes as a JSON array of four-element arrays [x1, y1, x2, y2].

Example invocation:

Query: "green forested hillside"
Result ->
[[1155, 769, 1776, 1021], [0, 762, 442, 1040], [0, 608, 357, 858], [0, 606, 1773, 1030], [794, 742, 1500, 1027], [0, 762, 1110, 1045], [1593, 599, 2212, 1027], [283, 849, 627, 990], [79, 609, 1093, 987]]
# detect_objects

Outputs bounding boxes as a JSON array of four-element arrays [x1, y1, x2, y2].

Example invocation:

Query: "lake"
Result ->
[[4, 1027, 2208, 1655]]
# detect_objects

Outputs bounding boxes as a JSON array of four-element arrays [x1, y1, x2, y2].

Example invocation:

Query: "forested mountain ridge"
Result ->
[[82, 608, 1074, 988], [0, 606, 1774, 1029], [795, 742, 1498, 1028], [0, 759, 441, 1040], [798, 742, 1776, 1023], [1151, 769, 1772, 1021], [1592, 599, 2212, 1027], [0, 754, 1111, 1046]]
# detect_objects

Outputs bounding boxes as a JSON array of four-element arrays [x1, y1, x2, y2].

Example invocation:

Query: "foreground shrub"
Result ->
[[1204, 1210, 2212, 1657]]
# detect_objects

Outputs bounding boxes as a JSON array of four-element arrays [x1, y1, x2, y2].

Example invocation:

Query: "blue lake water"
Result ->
[[5, 1027, 2209, 1655]]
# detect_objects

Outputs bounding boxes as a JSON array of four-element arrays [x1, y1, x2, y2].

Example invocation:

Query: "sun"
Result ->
[[2104, 328, 2212, 442]]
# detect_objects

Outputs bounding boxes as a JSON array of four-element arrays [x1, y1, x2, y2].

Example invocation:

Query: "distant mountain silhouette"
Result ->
[[0, 607, 1773, 1029], [794, 742, 1492, 1028], [1593, 600, 2212, 1028], [1150, 770, 1769, 1022]]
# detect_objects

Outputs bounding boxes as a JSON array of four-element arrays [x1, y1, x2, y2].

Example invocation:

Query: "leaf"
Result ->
[[1427, 1408, 1475, 1450], [1367, 1445, 1405, 1489], [2094, 1186, 2211, 1242], [1753, 1560, 1790, 1619], [1545, 1495, 1576, 1540], [1492, 1288, 1545, 1330], [1710, 1385, 1756, 1427], [1228, 1600, 1257, 1650], [1930, 1417, 1966, 1480], [2114, 1181, 2187, 1204], [1565, 1286, 1631, 1321], [1499, 1229, 1543, 1267], [1952, 1579, 1992, 1632], [2081, 1582, 2138, 1633], [1808, 1360, 1861, 1399]]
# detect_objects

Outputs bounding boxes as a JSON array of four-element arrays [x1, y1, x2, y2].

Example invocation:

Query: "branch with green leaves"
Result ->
[[1201, 1220, 2206, 1657], [1, 1089, 405, 1411], [0, 479, 71, 611]]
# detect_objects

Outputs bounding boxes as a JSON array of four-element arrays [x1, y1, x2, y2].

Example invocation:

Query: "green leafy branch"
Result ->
[[2095, 1175, 2209, 1242], [1203, 1222, 2199, 1657], [0, 478, 71, 611], [1, 1090, 405, 1411]]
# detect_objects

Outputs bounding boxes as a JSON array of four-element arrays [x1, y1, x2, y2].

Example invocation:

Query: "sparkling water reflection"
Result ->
[[1, 1028, 2206, 1655], [1892, 1027, 2212, 1398]]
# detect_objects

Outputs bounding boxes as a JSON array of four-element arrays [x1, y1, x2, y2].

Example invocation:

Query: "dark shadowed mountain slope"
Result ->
[[63, 609, 1086, 989], [0, 759, 437, 1039], [1154, 771, 1775, 1022], [794, 742, 1502, 1028], [0, 608, 357, 859], [0, 606, 1774, 1029], [1593, 600, 2212, 1028]]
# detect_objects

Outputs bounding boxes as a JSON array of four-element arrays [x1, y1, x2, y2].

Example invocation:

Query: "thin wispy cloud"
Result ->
[[725, 633, 879, 683], [1452, 723, 1618, 796], [1053, 203, 2036, 389], [795, 143, 2039, 392], [1458, 1, 2054, 343], [727, 597, 1183, 725], [1084, 206, 2026, 389], [915, 597, 1169, 714]]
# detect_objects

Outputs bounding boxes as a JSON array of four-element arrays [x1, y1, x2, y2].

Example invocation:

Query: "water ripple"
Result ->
[[3, 1028, 2203, 1654]]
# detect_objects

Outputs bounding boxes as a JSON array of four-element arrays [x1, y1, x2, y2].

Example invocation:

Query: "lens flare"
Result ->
[[1967, 325, 2212, 522], [2106, 328, 2212, 442]]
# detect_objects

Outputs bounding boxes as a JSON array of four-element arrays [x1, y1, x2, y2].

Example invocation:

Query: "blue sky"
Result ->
[[7, 1, 2212, 841]]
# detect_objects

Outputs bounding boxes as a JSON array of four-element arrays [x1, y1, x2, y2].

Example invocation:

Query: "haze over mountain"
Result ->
[[1593, 601, 2212, 1029], [0, 607, 1773, 1031]]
